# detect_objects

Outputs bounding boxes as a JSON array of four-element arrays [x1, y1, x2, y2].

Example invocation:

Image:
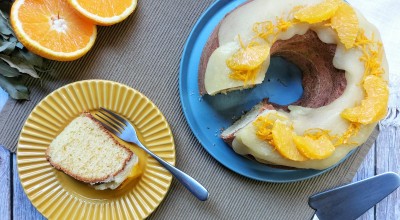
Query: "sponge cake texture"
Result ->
[[46, 112, 138, 189]]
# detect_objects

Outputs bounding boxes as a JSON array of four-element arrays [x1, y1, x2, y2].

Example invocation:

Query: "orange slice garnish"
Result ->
[[341, 75, 389, 124], [331, 3, 359, 49], [271, 120, 308, 161], [226, 44, 270, 71], [294, 0, 342, 24], [293, 134, 335, 160]]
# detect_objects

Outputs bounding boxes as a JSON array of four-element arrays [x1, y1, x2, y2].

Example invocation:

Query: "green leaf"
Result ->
[[16, 42, 24, 49], [0, 3, 11, 20], [0, 41, 15, 54], [0, 13, 11, 36], [9, 36, 17, 42], [0, 10, 7, 20], [0, 32, 9, 40], [0, 60, 20, 77], [14, 49, 44, 67], [0, 54, 39, 78], [0, 3, 14, 36], [0, 25, 11, 36], [0, 74, 29, 100]]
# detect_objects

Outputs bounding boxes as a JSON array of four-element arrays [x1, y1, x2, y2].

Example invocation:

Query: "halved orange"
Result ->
[[67, 0, 138, 26], [11, 0, 97, 61]]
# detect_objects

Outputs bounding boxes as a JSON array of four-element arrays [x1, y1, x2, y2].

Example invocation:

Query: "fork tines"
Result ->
[[100, 107, 128, 126], [95, 108, 127, 134]]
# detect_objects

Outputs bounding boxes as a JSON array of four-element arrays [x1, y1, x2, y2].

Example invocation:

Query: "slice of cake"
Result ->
[[46, 112, 138, 190]]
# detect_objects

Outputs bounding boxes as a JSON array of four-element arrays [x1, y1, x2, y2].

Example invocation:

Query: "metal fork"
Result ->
[[95, 107, 209, 201]]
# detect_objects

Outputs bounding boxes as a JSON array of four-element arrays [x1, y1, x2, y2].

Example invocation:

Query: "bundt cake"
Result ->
[[199, 0, 389, 169]]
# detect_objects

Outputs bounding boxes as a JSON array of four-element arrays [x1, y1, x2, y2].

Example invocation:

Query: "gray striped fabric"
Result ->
[[0, 0, 378, 219]]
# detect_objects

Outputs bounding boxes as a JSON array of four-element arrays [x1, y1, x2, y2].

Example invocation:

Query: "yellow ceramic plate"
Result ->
[[17, 80, 175, 219]]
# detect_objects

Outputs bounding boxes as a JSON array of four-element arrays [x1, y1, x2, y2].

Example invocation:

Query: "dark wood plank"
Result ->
[[353, 143, 376, 220], [375, 126, 400, 220], [0, 146, 11, 220], [12, 154, 46, 220]]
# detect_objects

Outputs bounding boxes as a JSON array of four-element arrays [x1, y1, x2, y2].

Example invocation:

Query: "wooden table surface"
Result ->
[[0, 87, 399, 219]]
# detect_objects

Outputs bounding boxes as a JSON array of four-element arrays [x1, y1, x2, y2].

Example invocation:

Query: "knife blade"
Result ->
[[309, 172, 400, 220]]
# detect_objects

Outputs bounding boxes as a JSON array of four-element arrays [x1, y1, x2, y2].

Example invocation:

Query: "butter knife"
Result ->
[[309, 172, 400, 220]]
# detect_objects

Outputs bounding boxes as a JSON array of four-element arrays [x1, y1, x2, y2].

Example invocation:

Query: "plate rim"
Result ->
[[178, 0, 353, 183], [17, 79, 176, 219]]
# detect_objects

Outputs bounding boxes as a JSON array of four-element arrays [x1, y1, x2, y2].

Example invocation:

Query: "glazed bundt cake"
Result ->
[[199, 0, 389, 169]]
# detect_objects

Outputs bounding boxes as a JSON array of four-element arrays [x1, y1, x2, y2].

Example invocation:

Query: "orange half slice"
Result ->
[[11, 0, 97, 61], [68, 0, 138, 26]]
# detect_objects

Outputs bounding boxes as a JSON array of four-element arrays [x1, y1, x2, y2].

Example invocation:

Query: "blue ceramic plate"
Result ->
[[179, 0, 351, 182]]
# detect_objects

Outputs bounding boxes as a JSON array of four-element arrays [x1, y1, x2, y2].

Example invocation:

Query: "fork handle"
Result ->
[[136, 142, 209, 201]]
